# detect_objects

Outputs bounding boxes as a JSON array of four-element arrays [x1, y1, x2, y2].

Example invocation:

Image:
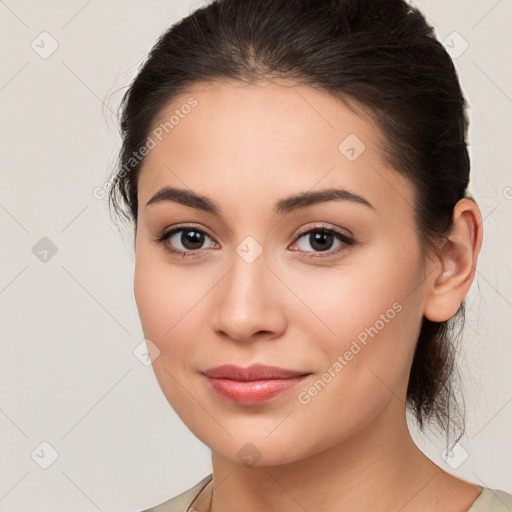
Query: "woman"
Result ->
[[108, 0, 512, 510]]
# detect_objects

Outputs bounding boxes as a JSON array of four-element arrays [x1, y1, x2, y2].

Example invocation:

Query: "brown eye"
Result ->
[[305, 230, 336, 251], [292, 226, 355, 258], [176, 229, 207, 250], [154, 226, 218, 256]]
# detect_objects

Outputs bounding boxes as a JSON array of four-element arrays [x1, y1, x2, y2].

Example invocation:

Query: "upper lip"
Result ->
[[201, 364, 310, 381]]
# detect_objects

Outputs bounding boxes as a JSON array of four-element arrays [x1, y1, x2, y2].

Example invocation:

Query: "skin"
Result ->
[[134, 79, 483, 512]]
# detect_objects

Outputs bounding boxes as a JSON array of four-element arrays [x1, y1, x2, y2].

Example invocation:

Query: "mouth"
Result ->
[[201, 364, 311, 405]]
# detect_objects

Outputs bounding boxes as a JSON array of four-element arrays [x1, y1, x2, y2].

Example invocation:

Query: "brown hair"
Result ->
[[108, 0, 471, 443]]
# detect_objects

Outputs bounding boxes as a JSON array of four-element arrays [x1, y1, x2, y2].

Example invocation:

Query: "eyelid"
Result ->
[[294, 222, 353, 239], [153, 223, 215, 242]]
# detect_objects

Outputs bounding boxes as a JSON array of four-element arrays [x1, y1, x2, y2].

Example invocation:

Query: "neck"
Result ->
[[207, 401, 447, 512]]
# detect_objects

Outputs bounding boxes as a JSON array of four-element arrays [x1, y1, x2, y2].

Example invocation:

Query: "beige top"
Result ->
[[141, 474, 512, 512]]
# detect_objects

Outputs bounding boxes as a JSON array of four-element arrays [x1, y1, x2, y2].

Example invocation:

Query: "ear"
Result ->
[[423, 198, 483, 323]]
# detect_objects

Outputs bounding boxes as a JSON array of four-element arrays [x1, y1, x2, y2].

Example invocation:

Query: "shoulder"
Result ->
[[138, 474, 213, 512], [466, 487, 512, 511], [138, 479, 512, 512]]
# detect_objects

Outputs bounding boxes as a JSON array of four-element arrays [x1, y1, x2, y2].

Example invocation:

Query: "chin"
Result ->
[[185, 422, 321, 467]]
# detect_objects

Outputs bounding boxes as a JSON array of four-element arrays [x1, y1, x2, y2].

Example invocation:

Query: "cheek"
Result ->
[[134, 247, 198, 338], [133, 257, 198, 407], [133, 252, 217, 372], [291, 250, 419, 347], [291, 275, 420, 453], [133, 259, 168, 340], [293, 242, 423, 396]]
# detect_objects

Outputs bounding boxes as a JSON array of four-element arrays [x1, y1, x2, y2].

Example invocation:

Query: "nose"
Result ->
[[211, 253, 287, 343]]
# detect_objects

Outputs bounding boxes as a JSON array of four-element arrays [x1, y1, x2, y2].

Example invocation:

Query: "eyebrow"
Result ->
[[144, 186, 375, 216]]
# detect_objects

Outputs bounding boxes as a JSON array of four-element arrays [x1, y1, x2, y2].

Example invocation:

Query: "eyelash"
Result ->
[[152, 223, 355, 259]]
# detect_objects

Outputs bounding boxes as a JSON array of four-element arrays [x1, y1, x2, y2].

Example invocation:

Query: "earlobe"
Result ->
[[423, 198, 483, 323]]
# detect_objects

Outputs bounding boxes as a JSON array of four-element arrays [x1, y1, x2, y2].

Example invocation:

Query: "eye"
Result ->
[[290, 224, 354, 258], [153, 225, 218, 257], [153, 223, 355, 259]]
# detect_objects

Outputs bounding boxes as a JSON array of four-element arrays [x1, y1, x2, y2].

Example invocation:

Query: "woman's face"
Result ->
[[134, 80, 431, 465]]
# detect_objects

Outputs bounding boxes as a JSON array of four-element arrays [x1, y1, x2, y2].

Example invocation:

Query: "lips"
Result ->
[[201, 364, 311, 404], [202, 364, 309, 380]]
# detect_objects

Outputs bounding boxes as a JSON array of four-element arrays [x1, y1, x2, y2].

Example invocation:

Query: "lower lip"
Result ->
[[204, 375, 309, 405]]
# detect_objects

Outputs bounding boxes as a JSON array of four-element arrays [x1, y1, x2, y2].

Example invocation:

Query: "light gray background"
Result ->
[[0, 1, 511, 510]]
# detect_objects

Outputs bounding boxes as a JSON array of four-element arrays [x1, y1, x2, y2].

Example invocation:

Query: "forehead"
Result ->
[[148, 79, 378, 157], [137, 80, 414, 219]]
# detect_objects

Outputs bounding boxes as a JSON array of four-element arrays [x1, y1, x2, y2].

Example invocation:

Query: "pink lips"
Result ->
[[201, 364, 310, 405]]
